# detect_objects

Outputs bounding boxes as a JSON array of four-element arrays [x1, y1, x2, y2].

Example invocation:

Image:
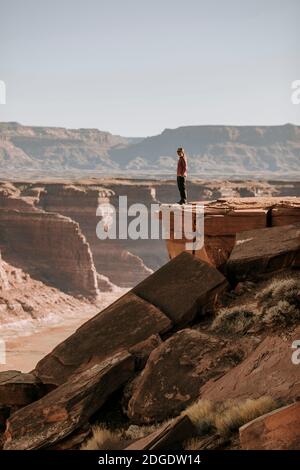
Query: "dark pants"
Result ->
[[177, 176, 187, 204]]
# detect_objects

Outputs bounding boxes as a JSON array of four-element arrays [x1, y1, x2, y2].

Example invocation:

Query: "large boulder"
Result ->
[[200, 327, 300, 402], [240, 402, 300, 450], [129, 334, 162, 370], [133, 252, 228, 326], [127, 329, 242, 424], [226, 224, 300, 281], [272, 204, 300, 227], [4, 351, 134, 450], [162, 198, 300, 267], [49, 424, 91, 450], [0, 370, 43, 406], [34, 292, 171, 386], [125, 415, 196, 450], [204, 208, 267, 237]]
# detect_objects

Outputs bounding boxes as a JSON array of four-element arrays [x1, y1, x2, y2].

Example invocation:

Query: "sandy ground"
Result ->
[[0, 314, 93, 372], [0, 290, 127, 373]]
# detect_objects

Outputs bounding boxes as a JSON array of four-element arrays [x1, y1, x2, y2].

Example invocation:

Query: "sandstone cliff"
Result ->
[[1, 179, 300, 288], [37, 183, 153, 286], [0, 248, 98, 330], [0, 210, 99, 298], [162, 196, 300, 267]]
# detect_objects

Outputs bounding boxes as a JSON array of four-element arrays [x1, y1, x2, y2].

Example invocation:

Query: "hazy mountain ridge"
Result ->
[[1, 122, 300, 177]]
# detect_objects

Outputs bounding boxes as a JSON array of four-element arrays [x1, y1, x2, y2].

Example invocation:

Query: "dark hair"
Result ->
[[177, 147, 184, 154]]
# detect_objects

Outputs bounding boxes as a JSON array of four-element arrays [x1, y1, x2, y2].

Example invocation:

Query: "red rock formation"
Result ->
[[2, 181, 299, 288], [33, 252, 227, 387], [133, 252, 227, 325], [0, 370, 43, 406], [200, 327, 300, 403], [0, 250, 9, 290], [0, 186, 299, 450], [34, 292, 172, 386], [161, 197, 300, 266], [0, 183, 38, 211], [129, 334, 162, 370], [227, 223, 300, 281], [127, 329, 243, 424], [125, 415, 196, 450], [0, 210, 98, 298], [0, 247, 99, 337], [38, 183, 154, 287], [4, 351, 135, 450], [239, 402, 300, 450]]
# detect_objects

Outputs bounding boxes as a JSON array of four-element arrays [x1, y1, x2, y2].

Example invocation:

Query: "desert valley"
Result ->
[[0, 172, 299, 451]]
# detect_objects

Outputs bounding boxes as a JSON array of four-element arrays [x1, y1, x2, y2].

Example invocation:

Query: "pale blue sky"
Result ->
[[0, 0, 299, 136]]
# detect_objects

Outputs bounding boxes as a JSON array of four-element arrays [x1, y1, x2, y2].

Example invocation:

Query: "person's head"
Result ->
[[177, 147, 185, 158]]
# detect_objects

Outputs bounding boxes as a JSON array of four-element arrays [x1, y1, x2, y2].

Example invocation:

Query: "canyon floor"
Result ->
[[0, 290, 127, 373]]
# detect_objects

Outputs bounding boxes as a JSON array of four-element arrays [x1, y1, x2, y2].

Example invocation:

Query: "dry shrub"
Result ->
[[183, 399, 215, 434], [214, 397, 276, 436], [184, 434, 228, 451], [81, 426, 123, 450], [256, 278, 299, 303], [182, 396, 277, 438], [212, 276, 300, 333], [211, 307, 255, 334], [256, 277, 300, 326], [81, 422, 163, 450], [184, 437, 204, 450]]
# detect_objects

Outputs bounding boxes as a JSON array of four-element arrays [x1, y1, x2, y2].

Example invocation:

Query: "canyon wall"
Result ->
[[0, 246, 99, 332], [0, 209, 99, 298], [1, 179, 299, 293], [37, 184, 154, 286], [36, 179, 300, 279], [0, 250, 9, 291]]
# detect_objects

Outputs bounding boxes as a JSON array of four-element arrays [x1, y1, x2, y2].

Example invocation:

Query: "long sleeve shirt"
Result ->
[[177, 155, 187, 177]]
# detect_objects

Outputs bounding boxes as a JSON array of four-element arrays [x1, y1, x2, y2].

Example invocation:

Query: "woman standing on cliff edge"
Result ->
[[176, 147, 187, 205]]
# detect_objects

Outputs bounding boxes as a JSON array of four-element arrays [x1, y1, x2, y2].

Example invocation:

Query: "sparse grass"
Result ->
[[182, 396, 278, 439], [214, 397, 276, 436], [211, 306, 255, 334], [83, 397, 278, 450], [256, 278, 299, 304], [212, 275, 300, 334], [262, 300, 299, 325], [184, 435, 224, 450], [256, 277, 300, 326], [184, 437, 203, 450], [81, 426, 123, 450], [183, 399, 215, 434], [81, 422, 164, 450]]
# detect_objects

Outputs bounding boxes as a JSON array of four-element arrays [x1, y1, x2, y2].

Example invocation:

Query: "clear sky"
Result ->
[[0, 0, 299, 136]]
